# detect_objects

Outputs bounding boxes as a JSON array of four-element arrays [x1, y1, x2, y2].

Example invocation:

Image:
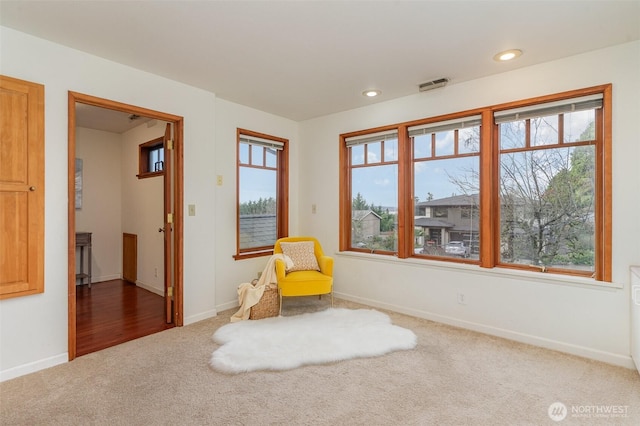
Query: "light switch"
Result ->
[[188, 204, 196, 216]]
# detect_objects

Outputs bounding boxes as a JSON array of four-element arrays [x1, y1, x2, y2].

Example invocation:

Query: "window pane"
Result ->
[[499, 146, 595, 272], [251, 145, 263, 166], [148, 147, 164, 172], [414, 157, 480, 258], [434, 131, 454, 156], [385, 139, 398, 161], [531, 116, 559, 146], [239, 167, 277, 249], [351, 144, 365, 166], [351, 164, 397, 252], [367, 141, 382, 164], [500, 120, 526, 150], [564, 110, 596, 142], [239, 143, 249, 164], [265, 147, 277, 168], [413, 134, 432, 159], [458, 127, 480, 154]]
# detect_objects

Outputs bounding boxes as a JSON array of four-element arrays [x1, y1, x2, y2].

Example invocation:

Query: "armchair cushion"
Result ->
[[279, 241, 320, 272]]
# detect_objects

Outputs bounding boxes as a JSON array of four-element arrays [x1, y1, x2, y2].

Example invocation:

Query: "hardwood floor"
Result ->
[[76, 279, 174, 357]]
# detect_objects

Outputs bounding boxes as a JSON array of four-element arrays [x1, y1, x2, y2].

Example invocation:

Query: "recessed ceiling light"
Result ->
[[362, 89, 381, 97], [493, 49, 523, 62]]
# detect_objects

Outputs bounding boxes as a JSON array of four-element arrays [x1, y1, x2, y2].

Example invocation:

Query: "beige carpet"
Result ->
[[1, 297, 639, 425]]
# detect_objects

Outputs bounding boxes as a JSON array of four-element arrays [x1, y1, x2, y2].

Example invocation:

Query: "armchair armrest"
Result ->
[[275, 258, 288, 281], [317, 255, 334, 276]]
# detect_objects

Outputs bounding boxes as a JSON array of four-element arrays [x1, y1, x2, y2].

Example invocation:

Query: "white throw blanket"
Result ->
[[230, 254, 292, 322]]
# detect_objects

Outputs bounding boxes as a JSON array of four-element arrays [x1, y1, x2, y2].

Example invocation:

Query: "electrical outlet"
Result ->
[[457, 292, 466, 305], [216, 175, 223, 186], [312, 204, 317, 214], [154, 267, 158, 278], [188, 204, 196, 216]]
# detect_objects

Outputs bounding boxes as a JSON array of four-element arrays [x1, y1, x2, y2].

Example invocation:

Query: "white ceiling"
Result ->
[[2, 1, 639, 123], [75, 103, 154, 134]]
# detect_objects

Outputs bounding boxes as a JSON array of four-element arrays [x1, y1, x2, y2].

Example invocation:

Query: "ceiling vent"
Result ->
[[419, 78, 449, 92]]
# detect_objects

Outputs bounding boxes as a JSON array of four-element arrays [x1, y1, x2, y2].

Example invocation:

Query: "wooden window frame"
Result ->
[[234, 128, 289, 260], [137, 136, 164, 179], [346, 129, 400, 255], [339, 84, 612, 282]]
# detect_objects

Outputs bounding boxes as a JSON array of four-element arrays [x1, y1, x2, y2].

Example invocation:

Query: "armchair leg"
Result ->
[[279, 291, 283, 316], [330, 292, 334, 308]]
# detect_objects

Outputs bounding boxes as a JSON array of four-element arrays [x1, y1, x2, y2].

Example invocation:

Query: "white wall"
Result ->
[[0, 26, 217, 381], [214, 98, 299, 311], [298, 41, 640, 368], [76, 127, 123, 283], [121, 121, 167, 295]]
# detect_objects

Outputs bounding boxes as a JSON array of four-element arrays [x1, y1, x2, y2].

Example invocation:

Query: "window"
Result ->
[[235, 129, 289, 259], [345, 130, 398, 253], [138, 137, 164, 179], [339, 85, 611, 281], [495, 94, 603, 276], [411, 115, 481, 259]]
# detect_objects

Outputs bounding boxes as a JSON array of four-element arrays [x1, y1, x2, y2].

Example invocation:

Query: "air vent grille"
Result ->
[[419, 78, 449, 92]]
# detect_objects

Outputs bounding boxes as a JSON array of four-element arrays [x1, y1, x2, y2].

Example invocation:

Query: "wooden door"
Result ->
[[0, 75, 44, 299], [123, 233, 137, 283], [162, 123, 173, 323]]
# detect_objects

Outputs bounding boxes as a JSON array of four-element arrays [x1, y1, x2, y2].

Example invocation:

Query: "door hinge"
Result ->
[[167, 286, 173, 297], [166, 139, 174, 150], [167, 213, 173, 224]]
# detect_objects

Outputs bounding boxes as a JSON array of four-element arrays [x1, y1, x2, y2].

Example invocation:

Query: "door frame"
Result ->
[[67, 91, 184, 360]]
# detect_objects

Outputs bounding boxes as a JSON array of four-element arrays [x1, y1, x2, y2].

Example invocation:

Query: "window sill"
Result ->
[[137, 171, 164, 179], [335, 250, 623, 291], [234, 250, 274, 261]]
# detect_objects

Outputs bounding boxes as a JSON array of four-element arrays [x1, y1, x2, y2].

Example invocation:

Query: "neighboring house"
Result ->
[[351, 210, 382, 243], [415, 194, 479, 252]]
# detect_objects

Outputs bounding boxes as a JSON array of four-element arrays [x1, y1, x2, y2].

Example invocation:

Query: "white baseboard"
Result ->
[[216, 300, 239, 313], [0, 353, 68, 383], [136, 280, 164, 296], [184, 309, 218, 325], [80, 274, 121, 284], [335, 292, 636, 370]]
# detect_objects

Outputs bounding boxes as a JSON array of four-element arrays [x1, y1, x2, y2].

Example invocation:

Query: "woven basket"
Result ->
[[249, 283, 280, 320]]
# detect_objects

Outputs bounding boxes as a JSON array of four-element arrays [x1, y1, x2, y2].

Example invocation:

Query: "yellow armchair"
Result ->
[[274, 236, 333, 315]]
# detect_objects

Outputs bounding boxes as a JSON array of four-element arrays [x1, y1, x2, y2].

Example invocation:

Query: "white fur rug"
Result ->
[[210, 308, 417, 374]]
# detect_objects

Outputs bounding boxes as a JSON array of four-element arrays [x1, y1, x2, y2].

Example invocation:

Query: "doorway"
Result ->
[[67, 92, 184, 360]]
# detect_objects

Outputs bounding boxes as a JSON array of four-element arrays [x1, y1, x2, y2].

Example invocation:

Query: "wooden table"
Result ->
[[76, 232, 92, 288]]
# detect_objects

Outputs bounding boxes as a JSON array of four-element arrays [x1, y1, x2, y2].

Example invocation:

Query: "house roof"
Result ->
[[414, 218, 455, 228], [417, 194, 480, 207], [239, 214, 276, 248], [352, 210, 382, 221]]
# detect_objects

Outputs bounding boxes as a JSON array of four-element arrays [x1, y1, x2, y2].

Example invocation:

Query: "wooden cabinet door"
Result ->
[[0, 75, 45, 299]]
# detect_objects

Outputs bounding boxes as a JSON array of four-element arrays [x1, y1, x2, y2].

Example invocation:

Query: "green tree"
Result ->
[[499, 118, 595, 266], [352, 192, 369, 210], [239, 197, 276, 215]]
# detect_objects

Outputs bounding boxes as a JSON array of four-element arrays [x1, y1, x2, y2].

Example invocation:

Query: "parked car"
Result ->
[[445, 241, 470, 258]]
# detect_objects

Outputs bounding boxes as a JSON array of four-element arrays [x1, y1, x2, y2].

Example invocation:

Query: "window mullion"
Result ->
[[480, 110, 495, 268], [397, 125, 411, 258]]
